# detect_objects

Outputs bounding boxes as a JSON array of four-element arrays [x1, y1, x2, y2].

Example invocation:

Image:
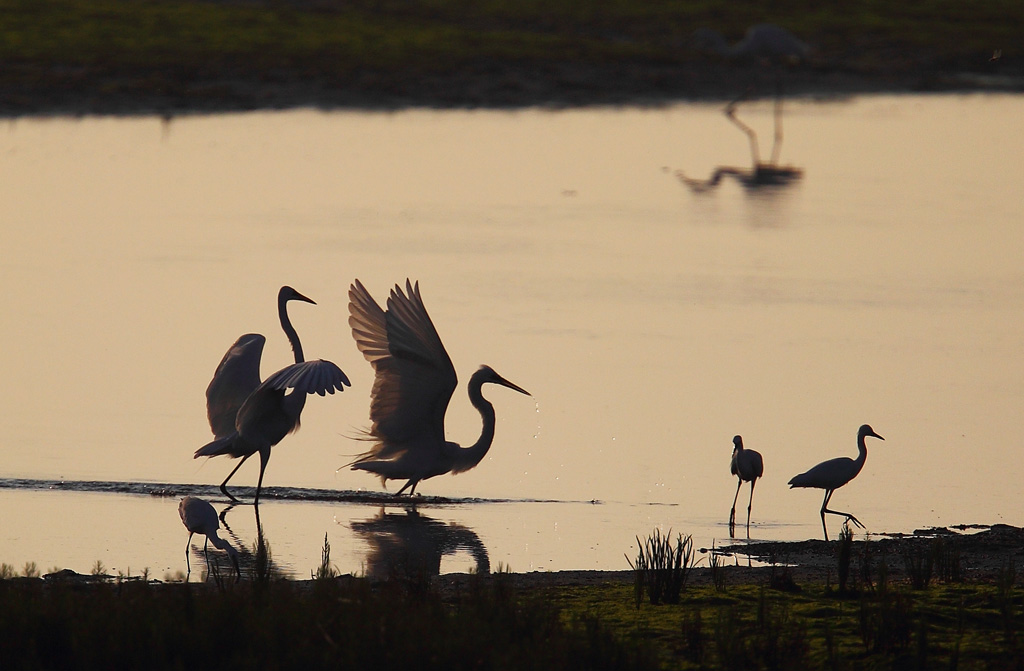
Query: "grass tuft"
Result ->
[[626, 528, 695, 606]]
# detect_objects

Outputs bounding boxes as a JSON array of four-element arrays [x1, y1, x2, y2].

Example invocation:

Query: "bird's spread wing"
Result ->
[[348, 279, 457, 452], [206, 334, 266, 439], [260, 360, 351, 396]]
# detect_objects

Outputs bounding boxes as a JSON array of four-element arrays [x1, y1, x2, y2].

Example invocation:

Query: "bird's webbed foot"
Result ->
[[846, 515, 865, 530]]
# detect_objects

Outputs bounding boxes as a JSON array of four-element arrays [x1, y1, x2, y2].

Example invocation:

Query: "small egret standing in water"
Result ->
[[788, 424, 885, 540], [179, 496, 239, 577], [345, 279, 531, 495], [729, 435, 764, 537], [195, 286, 350, 504]]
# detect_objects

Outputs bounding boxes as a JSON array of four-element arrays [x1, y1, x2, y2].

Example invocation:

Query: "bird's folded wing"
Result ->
[[206, 334, 266, 439]]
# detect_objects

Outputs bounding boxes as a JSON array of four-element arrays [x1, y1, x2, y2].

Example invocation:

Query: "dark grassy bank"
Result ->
[[4, 563, 1024, 670], [1, 572, 657, 670], [1, 0, 1022, 115], [4, 527, 1024, 669]]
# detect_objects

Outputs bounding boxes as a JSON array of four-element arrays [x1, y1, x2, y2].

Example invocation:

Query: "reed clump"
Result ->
[[626, 528, 695, 606]]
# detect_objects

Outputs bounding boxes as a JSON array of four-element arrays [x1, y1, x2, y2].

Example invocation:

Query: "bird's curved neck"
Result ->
[[853, 432, 869, 472], [208, 531, 237, 557], [278, 295, 304, 363], [453, 377, 497, 471]]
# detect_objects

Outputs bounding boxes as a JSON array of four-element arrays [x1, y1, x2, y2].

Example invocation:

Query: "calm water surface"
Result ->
[[1, 94, 1022, 579]]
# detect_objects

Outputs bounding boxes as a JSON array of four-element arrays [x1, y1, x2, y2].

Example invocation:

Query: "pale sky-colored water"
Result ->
[[1, 94, 1022, 579]]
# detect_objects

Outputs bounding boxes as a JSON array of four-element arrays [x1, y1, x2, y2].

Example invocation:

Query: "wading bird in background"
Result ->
[[195, 286, 350, 504], [345, 279, 530, 496], [690, 24, 811, 64], [179, 496, 239, 578], [729, 435, 764, 537], [788, 424, 885, 540]]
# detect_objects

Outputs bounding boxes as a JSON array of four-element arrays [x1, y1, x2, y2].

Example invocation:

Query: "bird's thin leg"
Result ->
[[185, 533, 193, 575], [220, 454, 252, 503], [819, 486, 864, 532], [253, 447, 271, 506], [729, 479, 743, 535], [819, 489, 834, 541], [746, 480, 756, 537], [819, 510, 860, 528], [770, 76, 784, 165], [725, 92, 761, 167], [395, 478, 418, 496]]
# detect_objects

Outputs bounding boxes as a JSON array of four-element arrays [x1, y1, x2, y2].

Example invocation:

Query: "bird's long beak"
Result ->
[[294, 291, 316, 305], [497, 375, 531, 397]]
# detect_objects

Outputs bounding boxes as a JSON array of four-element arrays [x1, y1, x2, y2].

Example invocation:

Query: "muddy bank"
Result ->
[[432, 524, 1024, 593]]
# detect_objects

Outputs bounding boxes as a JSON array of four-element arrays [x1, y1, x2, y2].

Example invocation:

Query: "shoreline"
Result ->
[[4, 61, 1022, 120], [27, 523, 1024, 589]]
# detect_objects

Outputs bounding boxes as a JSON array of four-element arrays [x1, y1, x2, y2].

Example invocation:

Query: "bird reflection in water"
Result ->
[[351, 507, 489, 580], [680, 24, 808, 194], [209, 502, 285, 582], [676, 93, 803, 193]]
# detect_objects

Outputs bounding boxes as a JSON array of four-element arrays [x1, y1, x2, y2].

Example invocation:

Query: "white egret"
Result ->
[[788, 424, 885, 540], [345, 279, 530, 495], [729, 435, 764, 537], [178, 496, 239, 577], [195, 286, 350, 504]]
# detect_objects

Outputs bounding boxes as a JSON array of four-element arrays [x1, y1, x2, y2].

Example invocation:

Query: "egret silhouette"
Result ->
[[345, 279, 530, 495], [729, 435, 764, 537], [195, 286, 350, 504], [179, 496, 239, 577], [788, 424, 885, 540]]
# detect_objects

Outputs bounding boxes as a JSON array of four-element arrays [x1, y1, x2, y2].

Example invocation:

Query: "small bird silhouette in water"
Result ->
[[729, 435, 764, 538], [788, 424, 885, 540], [179, 496, 239, 578], [195, 286, 351, 504], [345, 279, 531, 496]]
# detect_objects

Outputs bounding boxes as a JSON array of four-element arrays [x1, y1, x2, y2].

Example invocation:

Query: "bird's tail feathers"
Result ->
[[787, 474, 810, 488], [195, 434, 237, 459]]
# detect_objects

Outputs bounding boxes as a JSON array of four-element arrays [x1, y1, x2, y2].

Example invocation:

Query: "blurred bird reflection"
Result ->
[[352, 507, 489, 579], [211, 502, 287, 582]]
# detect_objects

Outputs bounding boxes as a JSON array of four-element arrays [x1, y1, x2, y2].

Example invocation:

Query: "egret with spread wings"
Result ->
[[196, 286, 350, 504], [346, 279, 530, 495]]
